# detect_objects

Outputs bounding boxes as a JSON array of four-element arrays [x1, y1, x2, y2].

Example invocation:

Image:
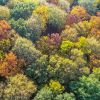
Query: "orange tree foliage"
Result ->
[[71, 6, 90, 21], [0, 52, 21, 77], [0, 20, 11, 31], [0, 20, 11, 40], [90, 16, 100, 38]]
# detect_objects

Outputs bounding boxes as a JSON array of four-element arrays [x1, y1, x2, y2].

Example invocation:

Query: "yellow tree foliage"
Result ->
[[45, 80, 65, 94], [33, 5, 48, 30], [71, 6, 88, 20], [3, 74, 37, 100]]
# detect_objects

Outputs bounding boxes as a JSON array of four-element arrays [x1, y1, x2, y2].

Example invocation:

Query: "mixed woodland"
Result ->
[[0, 0, 100, 100]]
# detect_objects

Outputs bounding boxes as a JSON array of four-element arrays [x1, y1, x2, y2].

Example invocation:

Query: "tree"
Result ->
[[33, 80, 64, 100], [47, 6, 67, 33], [3, 74, 37, 100], [12, 37, 42, 65], [55, 92, 75, 100], [70, 70, 100, 100], [36, 33, 61, 55], [0, 52, 21, 77], [25, 55, 49, 84], [48, 54, 77, 83], [11, 2, 36, 19]]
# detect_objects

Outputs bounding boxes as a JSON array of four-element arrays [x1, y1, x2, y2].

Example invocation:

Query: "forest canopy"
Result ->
[[0, 0, 100, 100]]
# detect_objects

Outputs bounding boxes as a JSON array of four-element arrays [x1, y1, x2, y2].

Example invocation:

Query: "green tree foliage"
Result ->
[[12, 37, 42, 64], [27, 14, 44, 41], [9, 18, 30, 37], [48, 54, 77, 83], [0, 0, 99, 99], [7, 0, 37, 8], [34, 87, 54, 100], [34, 80, 64, 100], [11, 2, 36, 19], [70, 48, 88, 75], [58, 0, 70, 11], [25, 55, 49, 84], [70, 69, 100, 100], [78, 0, 99, 15], [55, 92, 75, 100], [34, 80, 75, 100], [47, 6, 67, 33]]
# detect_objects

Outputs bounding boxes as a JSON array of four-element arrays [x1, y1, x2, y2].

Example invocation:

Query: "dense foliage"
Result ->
[[11, 2, 36, 20], [0, 0, 100, 99]]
